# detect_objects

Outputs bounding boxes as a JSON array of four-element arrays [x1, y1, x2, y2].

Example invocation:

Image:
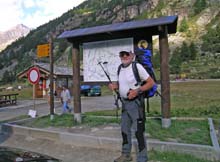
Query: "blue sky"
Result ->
[[0, 0, 85, 31]]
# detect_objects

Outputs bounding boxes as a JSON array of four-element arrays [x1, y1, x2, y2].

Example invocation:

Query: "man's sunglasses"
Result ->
[[119, 52, 130, 57]]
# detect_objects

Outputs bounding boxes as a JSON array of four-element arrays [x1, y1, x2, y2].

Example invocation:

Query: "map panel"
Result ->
[[83, 38, 133, 82]]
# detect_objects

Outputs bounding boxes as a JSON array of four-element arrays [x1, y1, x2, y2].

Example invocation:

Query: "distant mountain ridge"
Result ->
[[0, 24, 30, 51]]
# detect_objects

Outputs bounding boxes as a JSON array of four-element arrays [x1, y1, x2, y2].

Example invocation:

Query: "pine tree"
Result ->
[[179, 17, 189, 32], [193, 0, 207, 15], [189, 42, 197, 60]]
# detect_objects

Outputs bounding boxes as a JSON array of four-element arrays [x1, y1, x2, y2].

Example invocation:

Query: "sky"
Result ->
[[0, 0, 86, 32]]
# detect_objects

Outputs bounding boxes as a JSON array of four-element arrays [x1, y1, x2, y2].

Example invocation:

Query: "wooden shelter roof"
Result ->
[[58, 15, 178, 43]]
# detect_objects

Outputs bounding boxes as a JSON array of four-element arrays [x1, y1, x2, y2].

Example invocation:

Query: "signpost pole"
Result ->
[[33, 84, 36, 111], [27, 67, 40, 118]]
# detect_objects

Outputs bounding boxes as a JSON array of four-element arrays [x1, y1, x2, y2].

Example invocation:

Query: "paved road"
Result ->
[[0, 95, 117, 121]]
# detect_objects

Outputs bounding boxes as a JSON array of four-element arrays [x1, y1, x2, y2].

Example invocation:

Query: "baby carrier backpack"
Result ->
[[118, 43, 159, 112]]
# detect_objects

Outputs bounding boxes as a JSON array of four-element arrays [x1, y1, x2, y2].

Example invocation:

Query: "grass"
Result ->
[[21, 114, 119, 128], [148, 150, 217, 162], [97, 80, 220, 119], [144, 80, 220, 119], [0, 87, 32, 99], [0, 115, 29, 124], [20, 114, 211, 145], [147, 118, 211, 145]]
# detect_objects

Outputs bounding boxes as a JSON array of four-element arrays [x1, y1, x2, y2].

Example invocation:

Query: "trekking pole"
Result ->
[[98, 62, 120, 120]]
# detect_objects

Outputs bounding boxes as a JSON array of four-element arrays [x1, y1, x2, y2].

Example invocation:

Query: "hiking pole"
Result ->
[[97, 61, 120, 120]]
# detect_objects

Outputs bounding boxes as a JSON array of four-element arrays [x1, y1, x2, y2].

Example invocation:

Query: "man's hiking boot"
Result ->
[[114, 154, 132, 162]]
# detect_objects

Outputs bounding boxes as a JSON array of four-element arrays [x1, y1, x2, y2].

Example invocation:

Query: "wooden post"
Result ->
[[49, 36, 54, 120], [159, 25, 171, 128], [72, 43, 81, 123]]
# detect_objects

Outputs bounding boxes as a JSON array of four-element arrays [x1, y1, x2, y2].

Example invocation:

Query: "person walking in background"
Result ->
[[60, 84, 71, 114], [109, 51, 154, 162]]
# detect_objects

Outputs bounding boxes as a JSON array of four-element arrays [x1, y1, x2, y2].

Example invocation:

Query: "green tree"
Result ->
[[193, 0, 207, 15], [179, 17, 189, 32], [202, 25, 220, 53], [180, 42, 191, 62], [1, 70, 11, 84], [0, 62, 3, 69], [152, 51, 160, 69], [170, 47, 182, 74], [189, 42, 197, 60]]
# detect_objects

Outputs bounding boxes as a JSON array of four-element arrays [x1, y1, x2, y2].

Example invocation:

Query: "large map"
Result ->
[[83, 38, 133, 82]]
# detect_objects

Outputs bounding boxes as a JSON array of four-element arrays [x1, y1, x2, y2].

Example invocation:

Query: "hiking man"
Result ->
[[109, 51, 155, 162]]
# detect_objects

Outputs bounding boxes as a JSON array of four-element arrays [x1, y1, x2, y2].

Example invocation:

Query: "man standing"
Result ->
[[60, 85, 71, 114], [109, 51, 154, 162]]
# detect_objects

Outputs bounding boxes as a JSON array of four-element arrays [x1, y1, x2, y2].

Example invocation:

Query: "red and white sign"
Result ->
[[28, 67, 40, 84]]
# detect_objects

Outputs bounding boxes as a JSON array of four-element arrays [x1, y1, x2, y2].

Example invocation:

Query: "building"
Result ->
[[17, 63, 76, 98]]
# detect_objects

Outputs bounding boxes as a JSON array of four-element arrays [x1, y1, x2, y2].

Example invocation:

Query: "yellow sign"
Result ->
[[37, 43, 50, 58]]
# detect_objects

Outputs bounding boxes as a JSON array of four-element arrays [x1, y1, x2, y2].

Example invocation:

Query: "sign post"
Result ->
[[37, 36, 54, 120], [27, 67, 40, 118]]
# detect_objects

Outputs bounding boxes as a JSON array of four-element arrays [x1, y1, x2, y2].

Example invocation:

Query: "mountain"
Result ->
[[0, 0, 219, 84], [0, 24, 30, 51]]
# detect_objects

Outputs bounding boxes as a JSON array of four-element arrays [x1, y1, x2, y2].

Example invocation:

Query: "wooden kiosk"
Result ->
[[58, 15, 178, 127]]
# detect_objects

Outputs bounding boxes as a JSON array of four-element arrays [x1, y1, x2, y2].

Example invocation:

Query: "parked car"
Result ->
[[80, 85, 101, 96], [0, 147, 60, 162]]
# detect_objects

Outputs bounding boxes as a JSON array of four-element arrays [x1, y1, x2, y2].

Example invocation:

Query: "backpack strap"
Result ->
[[117, 64, 123, 76], [132, 62, 142, 86], [117, 62, 142, 86]]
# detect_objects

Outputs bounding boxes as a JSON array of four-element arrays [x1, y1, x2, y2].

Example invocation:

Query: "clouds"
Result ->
[[0, 0, 85, 31], [0, 1, 23, 31]]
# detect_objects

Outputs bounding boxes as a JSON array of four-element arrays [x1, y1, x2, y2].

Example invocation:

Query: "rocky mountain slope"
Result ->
[[0, 24, 30, 51], [0, 0, 219, 83]]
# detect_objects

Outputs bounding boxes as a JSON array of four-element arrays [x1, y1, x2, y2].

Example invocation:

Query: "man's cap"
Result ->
[[119, 51, 133, 54]]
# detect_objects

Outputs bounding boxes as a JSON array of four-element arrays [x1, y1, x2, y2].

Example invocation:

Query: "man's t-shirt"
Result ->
[[61, 89, 71, 102], [118, 63, 149, 98]]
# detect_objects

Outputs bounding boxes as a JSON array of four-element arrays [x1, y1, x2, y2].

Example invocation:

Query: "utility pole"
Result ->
[[49, 34, 54, 120]]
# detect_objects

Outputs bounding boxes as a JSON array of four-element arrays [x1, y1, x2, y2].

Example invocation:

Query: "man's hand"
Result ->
[[127, 89, 139, 99], [108, 82, 118, 91]]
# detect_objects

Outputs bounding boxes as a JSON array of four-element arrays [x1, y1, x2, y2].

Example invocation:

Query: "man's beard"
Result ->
[[121, 59, 132, 67]]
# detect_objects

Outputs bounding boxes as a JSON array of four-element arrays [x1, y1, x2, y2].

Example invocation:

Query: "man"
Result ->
[[109, 51, 155, 162], [60, 85, 71, 114]]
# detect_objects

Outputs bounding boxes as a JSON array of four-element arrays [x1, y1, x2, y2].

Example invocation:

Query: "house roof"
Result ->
[[58, 15, 178, 43], [17, 63, 73, 79]]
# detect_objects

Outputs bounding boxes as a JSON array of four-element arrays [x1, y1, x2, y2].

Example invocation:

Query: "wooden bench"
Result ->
[[0, 93, 19, 107]]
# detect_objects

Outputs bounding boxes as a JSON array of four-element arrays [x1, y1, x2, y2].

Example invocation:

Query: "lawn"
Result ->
[[87, 84, 220, 119], [20, 114, 211, 145], [92, 80, 220, 118]]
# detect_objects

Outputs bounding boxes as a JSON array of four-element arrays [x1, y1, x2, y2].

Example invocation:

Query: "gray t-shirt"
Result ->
[[61, 89, 71, 102]]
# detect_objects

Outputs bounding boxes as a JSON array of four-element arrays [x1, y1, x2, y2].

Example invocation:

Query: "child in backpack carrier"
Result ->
[[134, 40, 158, 98]]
